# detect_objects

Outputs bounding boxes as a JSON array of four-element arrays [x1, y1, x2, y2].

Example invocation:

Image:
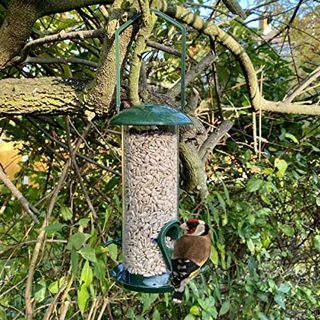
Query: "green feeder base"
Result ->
[[111, 263, 173, 293]]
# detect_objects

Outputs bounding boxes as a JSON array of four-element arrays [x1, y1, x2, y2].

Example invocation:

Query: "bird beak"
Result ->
[[180, 222, 188, 231]]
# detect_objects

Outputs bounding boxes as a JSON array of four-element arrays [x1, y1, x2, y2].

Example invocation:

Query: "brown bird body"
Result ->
[[172, 232, 211, 266], [171, 219, 212, 303]]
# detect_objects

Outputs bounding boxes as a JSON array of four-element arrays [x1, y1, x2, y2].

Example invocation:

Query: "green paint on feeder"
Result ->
[[109, 104, 192, 126], [104, 220, 182, 293], [111, 264, 173, 293]]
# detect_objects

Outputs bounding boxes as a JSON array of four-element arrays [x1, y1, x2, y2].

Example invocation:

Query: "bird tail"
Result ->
[[172, 290, 184, 304]]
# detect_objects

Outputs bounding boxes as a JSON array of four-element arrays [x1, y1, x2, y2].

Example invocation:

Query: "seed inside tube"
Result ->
[[123, 127, 178, 276]]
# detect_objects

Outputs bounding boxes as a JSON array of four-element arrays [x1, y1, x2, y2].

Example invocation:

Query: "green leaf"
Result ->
[[44, 223, 66, 234], [94, 259, 107, 281], [48, 277, 67, 294], [79, 246, 97, 263], [67, 232, 91, 250], [61, 206, 73, 221], [278, 283, 291, 294], [152, 309, 161, 320], [314, 235, 320, 252], [34, 279, 46, 303], [247, 238, 255, 254], [284, 133, 298, 143], [78, 284, 89, 315], [246, 178, 264, 192], [184, 315, 196, 320], [281, 225, 294, 237], [190, 305, 201, 316], [78, 218, 90, 226], [210, 245, 219, 266], [256, 311, 269, 320], [81, 261, 93, 287], [104, 176, 120, 192], [274, 293, 286, 309], [275, 159, 288, 178], [105, 243, 118, 260], [219, 300, 230, 316], [189, 281, 199, 298], [215, 192, 226, 213], [71, 249, 79, 275]]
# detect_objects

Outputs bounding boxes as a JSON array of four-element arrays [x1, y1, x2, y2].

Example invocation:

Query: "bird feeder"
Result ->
[[106, 11, 192, 293]]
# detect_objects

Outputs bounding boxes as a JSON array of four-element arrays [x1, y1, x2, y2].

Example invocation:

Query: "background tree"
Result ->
[[0, 0, 319, 319]]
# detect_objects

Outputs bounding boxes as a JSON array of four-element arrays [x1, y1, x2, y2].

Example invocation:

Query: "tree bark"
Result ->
[[0, 77, 88, 115]]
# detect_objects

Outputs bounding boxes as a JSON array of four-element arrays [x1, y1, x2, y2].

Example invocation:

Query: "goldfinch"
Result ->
[[170, 218, 211, 303]]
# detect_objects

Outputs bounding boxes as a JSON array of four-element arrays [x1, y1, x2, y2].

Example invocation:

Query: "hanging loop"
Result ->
[[115, 10, 186, 113]]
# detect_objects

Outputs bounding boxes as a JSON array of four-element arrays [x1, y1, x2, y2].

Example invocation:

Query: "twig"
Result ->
[[25, 160, 71, 320], [0, 166, 39, 223], [284, 66, 320, 103], [169, 52, 217, 98], [146, 40, 181, 57], [199, 120, 233, 162], [59, 301, 70, 320], [23, 56, 98, 68], [26, 117, 118, 174], [24, 29, 104, 50], [97, 298, 112, 320]]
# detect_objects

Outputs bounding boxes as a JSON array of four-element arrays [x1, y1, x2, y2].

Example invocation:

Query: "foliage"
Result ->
[[0, 0, 319, 319]]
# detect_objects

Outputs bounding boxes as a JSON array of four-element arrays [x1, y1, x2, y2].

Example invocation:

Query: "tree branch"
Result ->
[[155, 0, 320, 115], [23, 56, 98, 68], [169, 51, 217, 98], [86, 0, 137, 114], [0, 77, 87, 115], [199, 120, 233, 162], [0, 166, 39, 223], [284, 66, 320, 103], [41, 0, 114, 16]]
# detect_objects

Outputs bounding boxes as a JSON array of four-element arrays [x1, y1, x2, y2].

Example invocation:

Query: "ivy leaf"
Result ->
[[81, 261, 93, 287], [246, 178, 264, 192], [275, 159, 288, 178], [219, 300, 230, 316], [67, 233, 91, 251], [61, 206, 73, 221], [278, 283, 291, 294], [314, 235, 320, 252], [78, 284, 89, 315], [274, 293, 286, 309], [79, 246, 97, 263]]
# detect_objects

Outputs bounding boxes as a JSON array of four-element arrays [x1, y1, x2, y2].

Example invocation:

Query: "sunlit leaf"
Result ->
[[79, 246, 97, 263]]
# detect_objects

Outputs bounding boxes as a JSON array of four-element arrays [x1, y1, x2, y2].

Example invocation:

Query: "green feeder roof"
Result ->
[[109, 104, 192, 126]]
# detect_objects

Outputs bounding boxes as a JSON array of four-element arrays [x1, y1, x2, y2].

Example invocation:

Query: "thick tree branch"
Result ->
[[41, 0, 114, 16], [86, 0, 137, 114], [129, 3, 156, 105], [0, 77, 87, 115], [0, 0, 114, 69], [155, 0, 320, 115], [0, 0, 41, 68]]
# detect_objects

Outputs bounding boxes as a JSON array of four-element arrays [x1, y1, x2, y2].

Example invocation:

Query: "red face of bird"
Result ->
[[180, 219, 209, 236]]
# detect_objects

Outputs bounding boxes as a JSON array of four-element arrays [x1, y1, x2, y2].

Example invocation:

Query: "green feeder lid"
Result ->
[[110, 104, 192, 126]]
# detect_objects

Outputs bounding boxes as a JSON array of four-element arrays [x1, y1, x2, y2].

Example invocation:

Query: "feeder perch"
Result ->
[[106, 10, 192, 293]]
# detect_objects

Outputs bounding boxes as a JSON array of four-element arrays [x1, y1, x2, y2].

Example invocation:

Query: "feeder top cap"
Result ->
[[109, 104, 192, 126]]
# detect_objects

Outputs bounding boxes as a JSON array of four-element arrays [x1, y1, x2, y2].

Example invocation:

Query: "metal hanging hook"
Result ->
[[114, 10, 186, 113]]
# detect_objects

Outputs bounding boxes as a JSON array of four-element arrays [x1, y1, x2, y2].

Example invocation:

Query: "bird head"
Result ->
[[180, 218, 209, 236]]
